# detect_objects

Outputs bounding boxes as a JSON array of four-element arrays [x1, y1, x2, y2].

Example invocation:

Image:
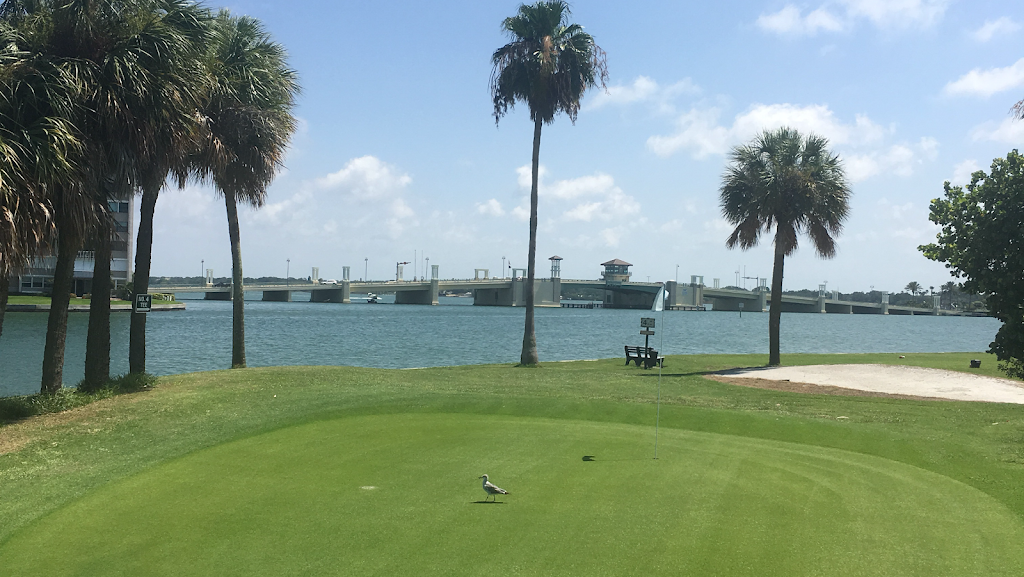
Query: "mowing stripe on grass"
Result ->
[[2, 413, 1022, 576]]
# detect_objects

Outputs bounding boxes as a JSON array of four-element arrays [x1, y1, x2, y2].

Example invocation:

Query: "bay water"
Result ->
[[0, 294, 1001, 397]]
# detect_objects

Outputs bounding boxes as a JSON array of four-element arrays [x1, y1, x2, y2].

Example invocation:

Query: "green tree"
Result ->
[[3, 0, 210, 391], [189, 12, 298, 368], [126, 0, 212, 376], [720, 127, 851, 366], [0, 17, 78, 342], [905, 281, 921, 296], [490, 0, 607, 365], [941, 281, 956, 309], [920, 150, 1024, 378], [1, 0, 108, 393]]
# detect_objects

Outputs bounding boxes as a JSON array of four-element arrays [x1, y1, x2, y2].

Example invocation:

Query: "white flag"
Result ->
[[651, 286, 665, 312]]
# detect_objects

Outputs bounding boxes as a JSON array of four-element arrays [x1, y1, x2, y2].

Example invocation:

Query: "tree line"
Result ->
[[0, 0, 298, 394]]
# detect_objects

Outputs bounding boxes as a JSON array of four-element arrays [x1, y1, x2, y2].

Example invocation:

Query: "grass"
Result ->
[[5, 295, 179, 306], [1, 352, 1023, 575]]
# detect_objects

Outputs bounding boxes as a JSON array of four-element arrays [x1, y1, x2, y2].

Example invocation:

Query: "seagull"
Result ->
[[479, 474, 509, 502]]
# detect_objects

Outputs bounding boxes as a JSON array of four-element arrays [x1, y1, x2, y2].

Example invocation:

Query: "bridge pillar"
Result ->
[[689, 276, 705, 308], [205, 291, 230, 301], [263, 290, 291, 302], [756, 288, 768, 312], [880, 292, 889, 315], [394, 282, 439, 305], [310, 287, 348, 303], [532, 279, 559, 307], [817, 295, 826, 313], [473, 287, 513, 306]]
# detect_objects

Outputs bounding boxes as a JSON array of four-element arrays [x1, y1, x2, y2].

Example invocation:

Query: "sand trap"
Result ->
[[713, 364, 1024, 404]]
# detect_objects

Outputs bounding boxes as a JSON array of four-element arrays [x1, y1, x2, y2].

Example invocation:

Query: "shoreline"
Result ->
[[5, 303, 186, 312]]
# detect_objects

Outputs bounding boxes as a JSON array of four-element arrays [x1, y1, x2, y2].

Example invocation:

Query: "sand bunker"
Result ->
[[712, 364, 1024, 404]]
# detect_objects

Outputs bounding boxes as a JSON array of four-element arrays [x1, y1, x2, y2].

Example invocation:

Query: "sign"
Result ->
[[640, 317, 656, 328], [640, 330, 655, 336], [134, 294, 152, 313]]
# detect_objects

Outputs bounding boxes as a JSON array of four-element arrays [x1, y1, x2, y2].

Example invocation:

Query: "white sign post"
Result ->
[[134, 294, 152, 313], [639, 317, 656, 359]]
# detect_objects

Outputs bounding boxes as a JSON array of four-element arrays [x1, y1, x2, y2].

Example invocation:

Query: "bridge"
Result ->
[[151, 268, 952, 315]]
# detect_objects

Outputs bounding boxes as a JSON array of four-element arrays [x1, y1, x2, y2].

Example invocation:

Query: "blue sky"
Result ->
[[146, 0, 1024, 293]]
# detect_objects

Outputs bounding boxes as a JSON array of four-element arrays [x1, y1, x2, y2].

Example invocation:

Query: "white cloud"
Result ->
[[841, 0, 949, 29], [314, 155, 412, 199], [972, 17, 1021, 42], [758, 0, 949, 36], [476, 199, 505, 216], [970, 117, 1024, 144], [586, 76, 701, 113], [648, 103, 885, 159], [950, 159, 981, 184], [756, 5, 845, 36], [512, 166, 640, 229], [944, 58, 1024, 98], [649, 104, 934, 182], [249, 155, 418, 242]]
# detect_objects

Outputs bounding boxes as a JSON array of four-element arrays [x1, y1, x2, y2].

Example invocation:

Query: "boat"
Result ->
[[366, 293, 378, 304]]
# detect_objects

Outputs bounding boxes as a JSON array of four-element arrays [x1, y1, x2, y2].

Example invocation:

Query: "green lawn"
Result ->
[[6, 295, 177, 306], [1, 353, 1023, 576]]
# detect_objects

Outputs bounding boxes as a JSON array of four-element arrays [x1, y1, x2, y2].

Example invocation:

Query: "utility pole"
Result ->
[[364, 258, 368, 281], [286, 259, 290, 286]]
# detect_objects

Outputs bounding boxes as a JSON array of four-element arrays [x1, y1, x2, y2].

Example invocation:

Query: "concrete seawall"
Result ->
[[6, 303, 186, 312]]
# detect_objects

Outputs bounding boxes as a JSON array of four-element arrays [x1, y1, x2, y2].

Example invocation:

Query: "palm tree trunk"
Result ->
[[224, 192, 246, 368], [768, 239, 786, 366], [84, 223, 112, 388], [41, 234, 82, 393], [129, 185, 159, 374], [520, 116, 542, 366], [0, 271, 9, 342]]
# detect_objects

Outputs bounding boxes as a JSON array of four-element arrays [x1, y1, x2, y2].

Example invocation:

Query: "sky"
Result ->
[[143, 0, 1024, 294]]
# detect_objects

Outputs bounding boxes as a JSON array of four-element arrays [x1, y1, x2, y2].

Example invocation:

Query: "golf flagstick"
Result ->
[[653, 285, 666, 460]]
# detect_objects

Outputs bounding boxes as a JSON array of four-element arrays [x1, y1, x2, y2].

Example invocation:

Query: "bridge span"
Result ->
[[152, 273, 950, 315]]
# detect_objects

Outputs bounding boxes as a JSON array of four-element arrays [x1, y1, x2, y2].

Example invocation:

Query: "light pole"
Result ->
[[364, 258, 368, 282], [286, 259, 290, 286], [201, 260, 204, 285], [425, 257, 430, 279], [675, 264, 679, 283], [502, 256, 506, 278]]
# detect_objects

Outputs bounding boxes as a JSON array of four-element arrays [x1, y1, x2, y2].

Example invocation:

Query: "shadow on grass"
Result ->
[[471, 501, 507, 505], [0, 373, 156, 426], [633, 370, 739, 378]]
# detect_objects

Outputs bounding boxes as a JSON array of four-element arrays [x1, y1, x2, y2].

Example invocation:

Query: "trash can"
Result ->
[[970, 359, 981, 368]]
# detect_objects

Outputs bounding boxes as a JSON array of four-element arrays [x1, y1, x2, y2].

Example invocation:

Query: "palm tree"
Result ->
[[905, 281, 921, 296], [941, 281, 956, 309], [123, 0, 211, 375], [720, 127, 851, 366], [189, 11, 298, 368], [0, 18, 77, 342], [4, 0, 210, 391], [490, 0, 607, 365], [0, 1, 107, 392]]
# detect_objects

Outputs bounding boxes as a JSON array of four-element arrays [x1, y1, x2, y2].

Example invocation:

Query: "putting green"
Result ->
[[2, 414, 1022, 576]]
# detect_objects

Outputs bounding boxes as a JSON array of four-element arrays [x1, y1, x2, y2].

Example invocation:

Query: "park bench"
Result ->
[[624, 345, 664, 369]]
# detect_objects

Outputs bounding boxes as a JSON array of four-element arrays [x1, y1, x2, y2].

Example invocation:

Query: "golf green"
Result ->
[[3, 413, 1022, 576]]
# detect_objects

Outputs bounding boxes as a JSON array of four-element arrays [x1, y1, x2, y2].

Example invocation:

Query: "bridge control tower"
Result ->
[[600, 259, 632, 283]]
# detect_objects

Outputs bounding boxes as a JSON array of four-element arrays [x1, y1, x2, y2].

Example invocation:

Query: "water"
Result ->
[[0, 294, 1002, 397]]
